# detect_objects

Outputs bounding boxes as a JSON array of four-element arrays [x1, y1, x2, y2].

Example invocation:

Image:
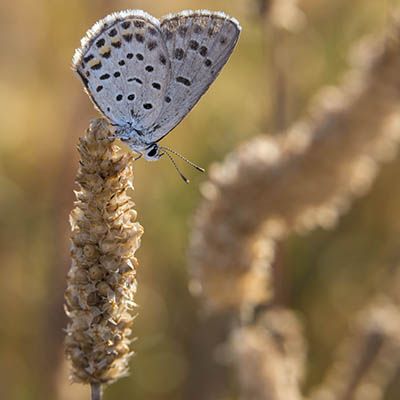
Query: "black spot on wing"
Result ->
[[121, 21, 131, 29], [135, 33, 144, 43], [164, 30, 173, 40], [174, 48, 184, 60], [147, 41, 158, 50], [123, 34, 133, 43], [128, 77, 142, 84], [189, 40, 199, 50], [134, 20, 145, 28], [101, 50, 111, 59], [199, 46, 208, 57], [194, 24, 202, 34], [178, 26, 188, 37], [83, 54, 94, 63], [96, 38, 105, 48], [91, 62, 102, 70], [176, 76, 191, 86]]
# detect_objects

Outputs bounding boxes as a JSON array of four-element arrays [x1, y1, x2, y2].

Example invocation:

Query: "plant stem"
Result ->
[[91, 383, 102, 400]]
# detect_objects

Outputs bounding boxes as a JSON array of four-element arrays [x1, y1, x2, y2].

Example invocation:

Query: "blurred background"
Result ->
[[1, 0, 400, 399]]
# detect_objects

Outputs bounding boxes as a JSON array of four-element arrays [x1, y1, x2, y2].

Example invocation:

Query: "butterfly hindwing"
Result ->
[[146, 11, 241, 142]]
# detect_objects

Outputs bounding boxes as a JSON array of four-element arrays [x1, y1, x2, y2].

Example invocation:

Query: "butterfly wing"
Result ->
[[145, 10, 241, 142], [73, 10, 171, 129]]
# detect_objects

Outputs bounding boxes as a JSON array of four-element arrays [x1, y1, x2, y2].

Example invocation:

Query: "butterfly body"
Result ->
[[73, 9, 241, 161]]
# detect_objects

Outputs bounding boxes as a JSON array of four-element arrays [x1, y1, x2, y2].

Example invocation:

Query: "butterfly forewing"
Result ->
[[73, 11, 171, 129], [146, 11, 241, 142]]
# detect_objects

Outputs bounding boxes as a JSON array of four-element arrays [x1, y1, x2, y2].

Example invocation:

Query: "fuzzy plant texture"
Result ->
[[189, 18, 400, 311], [65, 118, 143, 384]]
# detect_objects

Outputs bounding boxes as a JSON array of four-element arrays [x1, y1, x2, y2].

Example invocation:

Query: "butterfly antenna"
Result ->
[[160, 146, 205, 173], [161, 151, 190, 184]]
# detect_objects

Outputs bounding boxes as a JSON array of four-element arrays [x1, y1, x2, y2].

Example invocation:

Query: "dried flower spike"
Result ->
[[189, 18, 400, 311], [65, 118, 143, 385], [231, 308, 305, 400], [309, 298, 400, 400]]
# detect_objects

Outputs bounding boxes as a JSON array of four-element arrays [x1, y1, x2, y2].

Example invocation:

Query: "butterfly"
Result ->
[[73, 9, 241, 181]]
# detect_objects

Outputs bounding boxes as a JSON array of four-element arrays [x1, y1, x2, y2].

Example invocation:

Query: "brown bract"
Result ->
[[65, 119, 143, 384]]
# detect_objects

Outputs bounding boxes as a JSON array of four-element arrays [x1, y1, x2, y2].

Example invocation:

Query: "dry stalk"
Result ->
[[91, 383, 103, 400], [308, 298, 400, 400], [189, 19, 400, 311], [257, 0, 306, 132], [65, 119, 143, 388], [256, 0, 305, 32], [231, 308, 305, 400]]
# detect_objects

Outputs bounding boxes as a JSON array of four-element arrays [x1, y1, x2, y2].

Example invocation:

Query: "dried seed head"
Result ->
[[65, 119, 143, 384], [309, 298, 400, 400], [189, 19, 400, 311], [231, 308, 305, 400], [267, 0, 306, 32]]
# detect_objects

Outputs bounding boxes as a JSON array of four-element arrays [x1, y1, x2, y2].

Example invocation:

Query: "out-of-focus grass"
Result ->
[[1, 0, 400, 399]]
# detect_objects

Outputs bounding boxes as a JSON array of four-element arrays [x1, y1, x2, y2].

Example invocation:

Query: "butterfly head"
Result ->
[[144, 143, 162, 161]]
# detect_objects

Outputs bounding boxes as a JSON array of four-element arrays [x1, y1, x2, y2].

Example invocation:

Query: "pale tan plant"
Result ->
[[187, 13, 400, 400], [189, 18, 400, 312], [64, 119, 143, 397], [309, 298, 400, 400], [231, 308, 305, 400]]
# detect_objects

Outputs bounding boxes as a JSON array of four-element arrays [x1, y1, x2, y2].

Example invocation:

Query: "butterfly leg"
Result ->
[[115, 132, 131, 141], [96, 134, 116, 142], [133, 153, 143, 161]]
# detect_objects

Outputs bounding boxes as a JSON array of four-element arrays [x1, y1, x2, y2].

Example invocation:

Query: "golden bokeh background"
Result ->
[[1, 0, 400, 399]]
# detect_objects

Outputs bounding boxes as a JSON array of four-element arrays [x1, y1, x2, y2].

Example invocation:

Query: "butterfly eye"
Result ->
[[147, 146, 158, 158]]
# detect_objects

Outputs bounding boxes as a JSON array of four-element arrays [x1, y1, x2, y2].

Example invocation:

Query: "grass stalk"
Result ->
[[91, 383, 103, 400]]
